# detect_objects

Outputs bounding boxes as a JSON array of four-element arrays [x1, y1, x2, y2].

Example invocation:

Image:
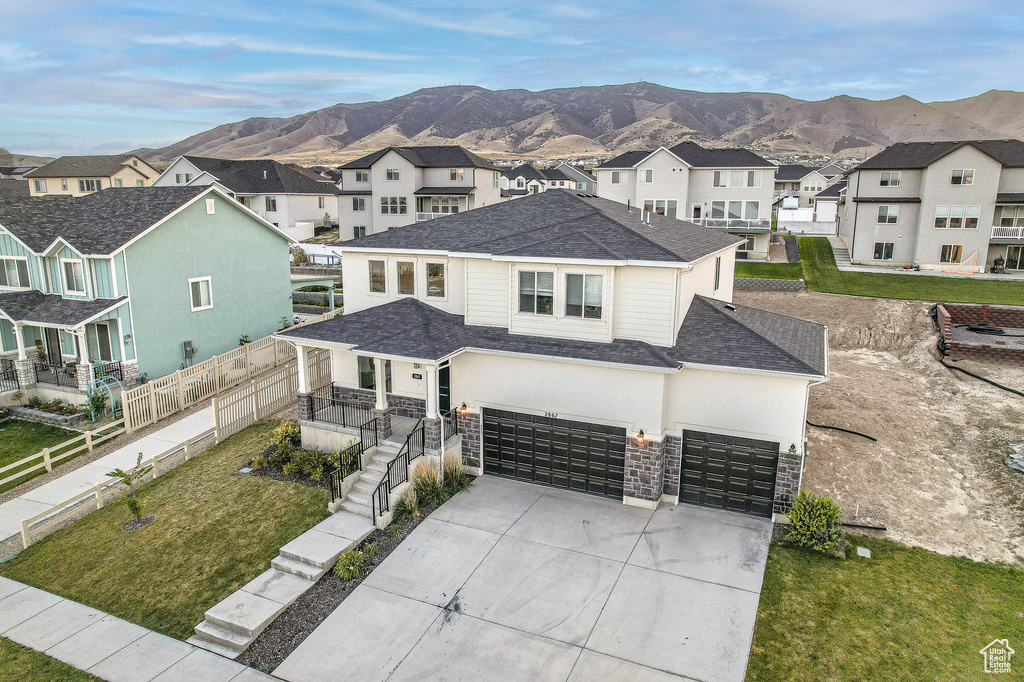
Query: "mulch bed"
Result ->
[[240, 445, 331, 492], [237, 505, 439, 674], [782, 235, 800, 263], [122, 514, 155, 532]]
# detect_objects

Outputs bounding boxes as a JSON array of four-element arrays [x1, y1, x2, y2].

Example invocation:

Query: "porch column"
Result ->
[[424, 365, 438, 419], [423, 364, 441, 453], [14, 323, 27, 361], [295, 345, 312, 422], [75, 328, 93, 393], [371, 357, 392, 440], [12, 324, 36, 388]]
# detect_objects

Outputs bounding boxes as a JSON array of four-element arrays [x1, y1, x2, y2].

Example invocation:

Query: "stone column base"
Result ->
[[423, 417, 442, 453], [14, 359, 36, 390], [624, 436, 665, 504], [296, 393, 313, 421], [773, 442, 804, 514], [456, 410, 481, 471], [373, 407, 392, 441], [76, 363, 93, 393]]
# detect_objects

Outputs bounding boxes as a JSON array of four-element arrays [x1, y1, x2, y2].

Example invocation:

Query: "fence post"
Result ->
[[148, 384, 158, 426], [273, 339, 279, 368], [176, 373, 186, 413], [212, 396, 222, 441], [245, 343, 253, 378], [85, 430, 94, 453], [183, 439, 192, 461], [149, 455, 159, 481], [20, 519, 31, 549], [94, 482, 104, 509], [42, 448, 52, 473]]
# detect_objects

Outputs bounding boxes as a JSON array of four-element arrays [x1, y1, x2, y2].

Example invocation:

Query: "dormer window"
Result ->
[[62, 259, 87, 295], [0, 257, 30, 289]]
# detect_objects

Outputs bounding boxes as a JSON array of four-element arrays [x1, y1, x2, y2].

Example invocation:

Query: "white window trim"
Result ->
[[424, 261, 448, 301], [564, 271, 604, 321], [939, 244, 964, 264], [386, 169, 401, 181], [60, 258, 88, 296], [950, 169, 975, 186], [515, 268, 556, 317], [0, 256, 31, 290], [367, 259, 387, 295], [395, 260, 416, 297], [188, 276, 213, 311]]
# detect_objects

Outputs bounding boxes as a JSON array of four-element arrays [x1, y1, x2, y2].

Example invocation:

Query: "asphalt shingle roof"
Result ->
[[26, 155, 145, 179], [0, 186, 207, 254], [0, 179, 30, 199], [853, 140, 1024, 171], [340, 146, 500, 171], [501, 164, 570, 181], [183, 157, 341, 195], [773, 164, 814, 181], [0, 290, 127, 327], [597, 142, 772, 169], [996, 193, 1024, 204], [815, 182, 846, 198], [342, 189, 741, 264], [413, 186, 476, 195], [595, 151, 652, 169]]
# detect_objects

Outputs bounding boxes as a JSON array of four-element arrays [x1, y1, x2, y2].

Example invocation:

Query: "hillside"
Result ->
[[137, 83, 1022, 165]]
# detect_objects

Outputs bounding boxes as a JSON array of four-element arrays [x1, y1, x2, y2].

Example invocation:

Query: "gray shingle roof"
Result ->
[[815, 182, 846, 199], [501, 164, 570, 181], [0, 290, 128, 327], [26, 155, 146, 179], [0, 186, 207, 254], [183, 157, 341, 195], [597, 142, 772, 170], [995, 193, 1024, 204], [595, 151, 651, 169], [672, 295, 827, 376], [413, 186, 476, 195], [342, 189, 741, 264], [0, 179, 29, 199], [340, 146, 501, 172], [774, 164, 814, 181], [853, 140, 1024, 171]]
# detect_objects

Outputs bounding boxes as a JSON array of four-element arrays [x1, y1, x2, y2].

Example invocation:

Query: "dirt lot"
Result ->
[[735, 290, 1024, 565]]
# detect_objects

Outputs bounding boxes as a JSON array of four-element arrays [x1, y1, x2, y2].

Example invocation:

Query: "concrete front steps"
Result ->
[[339, 445, 400, 519], [188, 511, 374, 658], [828, 236, 852, 267]]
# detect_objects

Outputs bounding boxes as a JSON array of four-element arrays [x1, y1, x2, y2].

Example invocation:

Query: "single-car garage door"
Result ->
[[483, 409, 626, 499], [681, 430, 779, 517]]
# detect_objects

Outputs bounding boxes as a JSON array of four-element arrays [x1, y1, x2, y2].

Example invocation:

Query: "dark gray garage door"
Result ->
[[681, 430, 779, 517], [483, 409, 626, 499]]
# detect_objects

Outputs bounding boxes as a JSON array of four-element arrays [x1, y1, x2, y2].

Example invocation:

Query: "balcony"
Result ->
[[773, 190, 799, 198], [689, 217, 773, 232], [992, 225, 1024, 240]]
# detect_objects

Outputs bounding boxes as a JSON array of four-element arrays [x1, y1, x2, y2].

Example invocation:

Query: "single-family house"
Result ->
[[500, 164, 583, 197], [25, 155, 159, 197], [837, 139, 1024, 270], [594, 141, 776, 260], [334, 146, 502, 241], [276, 190, 827, 522], [0, 167, 37, 180], [152, 156, 343, 241], [0, 186, 294, 400]]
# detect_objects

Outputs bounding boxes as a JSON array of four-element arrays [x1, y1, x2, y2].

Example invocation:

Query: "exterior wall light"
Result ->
[[460, 402, 468, 414], [636, 429, 645, 445]]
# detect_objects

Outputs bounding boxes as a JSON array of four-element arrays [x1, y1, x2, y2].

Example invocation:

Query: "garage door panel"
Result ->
[[681, 430, 779, 518]]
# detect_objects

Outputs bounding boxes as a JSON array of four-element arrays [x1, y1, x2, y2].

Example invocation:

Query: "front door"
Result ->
[[1007, 246, 1023, 270], [44, 328, 62, 366], [438, 364, 451, 413]]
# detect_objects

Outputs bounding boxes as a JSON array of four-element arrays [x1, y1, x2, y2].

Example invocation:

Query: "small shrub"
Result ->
[[27, 396, 42, 408], [282, 462, 300, 475], [392, 489, 420, 521], [333, 541, 377, 580], [267, 444, 290, 467], [238, 334, 251, 346], [106, 453, 152, 523], [271, 421, 301, 462], [787, 490, 844, 552], [10, 390, 23, 405], [441, 456, 470, 495], [251, 455, 267, 470], [277, 316, 293, 332], [412, 462, 445, 507], [290, 447, 338, 480]]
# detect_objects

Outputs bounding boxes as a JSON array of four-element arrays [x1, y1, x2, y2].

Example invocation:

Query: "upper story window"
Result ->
[[879, 171, 901, 187], [611, 171, 622, 184], [713, 171, 726, 187], [714, 170, 761, 188], [114, 179, 123, 188], [746, 171, 762, 188], [368, 260, 385, 293], [998, 205, 1024, 227], [61, 179, 68, 190], [876, 205, 898, 224], [353, 225, 366, 239], [174, 173, 192, 184], [492, 171, 499, 189], [639, 169, 653, 183], [426, 263, 445, 298], [318, 197, 326, 209], [79, 179, 101, 193], [62, 259, 87, 295], [352, 197, 366, 211], [429, 196, 459, 214], [380, 197, 407, 215], [396, 261, 415, 295], [355, 171, 369, 182], [265, 196, 277, 212], [950, 169, 974, 185], [205, 198, 215, 214], [33, 179, 46, 193], [934, 205, 980, 229], [517, 178, 525, 188], [450, 169, 464, 181], [136, 180, 144, 187], [518, 271, 554, 315], [565, 273, 602, 320], [189, 276, 213, 311], [386, 169, 400, 181], [0, 257, 30, 289]]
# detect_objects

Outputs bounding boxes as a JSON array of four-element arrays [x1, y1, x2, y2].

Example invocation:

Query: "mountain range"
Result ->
[[122, 83, 1024, 166]]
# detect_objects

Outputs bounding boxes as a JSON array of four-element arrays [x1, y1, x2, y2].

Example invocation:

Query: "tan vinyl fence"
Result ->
[[19, 426, 219, 549], [123, 310, 339, 433], [0, 419, 126, 491]]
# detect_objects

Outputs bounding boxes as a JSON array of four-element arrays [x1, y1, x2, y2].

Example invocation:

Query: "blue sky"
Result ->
[[3, 0, 1022, 156]]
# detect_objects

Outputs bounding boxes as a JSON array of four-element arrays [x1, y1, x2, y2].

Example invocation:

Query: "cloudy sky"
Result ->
[[3, 0, 1022, 156]]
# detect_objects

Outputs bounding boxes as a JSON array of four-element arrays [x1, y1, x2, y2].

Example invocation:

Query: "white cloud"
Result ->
[[135, 34, 418, 61]]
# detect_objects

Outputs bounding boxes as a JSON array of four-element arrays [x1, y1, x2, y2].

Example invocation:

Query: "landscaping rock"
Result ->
[[122, 514, 155, 532], [1005, 443, 1024, 473]]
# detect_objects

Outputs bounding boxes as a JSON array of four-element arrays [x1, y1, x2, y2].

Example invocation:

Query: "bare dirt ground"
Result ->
[[735, 290, 1024, 565]]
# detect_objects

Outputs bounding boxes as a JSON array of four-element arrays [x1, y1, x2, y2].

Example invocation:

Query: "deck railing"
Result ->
[[305, 394, 374, 429], [93, 360, 124, 382], [992, 225, 1024, 240], [442, 407, 458, 443], [33, 363, 77, 389], [689, 217, 773, 230], [372, 419, 424, 520], [0, 358, 18, 393], [328, 417, 378, 501]]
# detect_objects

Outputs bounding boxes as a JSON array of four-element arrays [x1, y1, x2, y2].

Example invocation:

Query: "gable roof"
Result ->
[[774, 164, 814, 181], [557, 163, 596, 181], [340, 146, 501, 172], [340, 189, 741, 264], [815, 181, 846, 199], [816, 163, 845, 177], [26, 155, 148, 179], [672, 295, 827, 376], [180, 157, 341, 195], [853, 139, 1024, 171], [502, 164, 570, 181], [597, 142, 772, 170], [596, 150, 656, 169], [0, 186, 210, 254]]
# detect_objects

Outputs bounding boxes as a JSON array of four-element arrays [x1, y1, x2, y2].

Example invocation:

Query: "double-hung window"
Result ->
[[950, 169, 974, 185], [368, 260, 385, 293], [355, 171, 369, 182], [62, 260, 86, 295], [565, 273, 603, 319], [33, 179, 46, 193], [189, 276, 212, 311], [386, 168, 400, 181], [265, 196, 277, 212], [879, 171, 901, 187], [426, 263, 446, 298], [352, 197, 366, 211], [940, 244, 963, 264], [354, 225, 366, 238], [964, 205, 980, 229], [998, 206, 1024, 227], [873, 242, 895, 260], [450, 169, 464, 181], [396, 261, 415, 295], [518, 271, 554, 315], [78, 179, 100, 193], [948, 205, 965, 229], [0, 258, 30, 289], [877, 205, 898, 224], [380, 197, 407, 214], [639, 169, 653, 183], [934, 205, 949, 228]]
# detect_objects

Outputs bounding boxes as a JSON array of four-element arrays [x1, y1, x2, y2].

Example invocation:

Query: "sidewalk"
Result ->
[[0, 408, 215, 547], [0, 576, 275, 681]]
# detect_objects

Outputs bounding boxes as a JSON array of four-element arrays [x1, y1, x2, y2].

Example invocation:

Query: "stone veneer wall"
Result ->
[[457, 410, 482, 469], [773, 444, 804, 514], [423, 417, 441, 452], [938, 303, 1024, 364], [333, 386, 425, 419], [624, 437, 665, 503], [662, 435, 682, 498]]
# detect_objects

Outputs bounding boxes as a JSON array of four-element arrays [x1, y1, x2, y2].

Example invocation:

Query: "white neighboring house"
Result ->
[[594, 141, 776, 261], [335, 146, 503, 241], [276, 190, 828, 522], [152, 156, 343, 241], [499, 163, 593, 198]]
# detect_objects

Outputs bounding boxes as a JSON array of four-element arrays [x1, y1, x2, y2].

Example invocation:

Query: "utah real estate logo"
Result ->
[[981, 639, 1014, 674]]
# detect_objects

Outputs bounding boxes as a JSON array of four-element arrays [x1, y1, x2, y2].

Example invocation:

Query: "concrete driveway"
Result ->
[[273, 476, 772, 682]]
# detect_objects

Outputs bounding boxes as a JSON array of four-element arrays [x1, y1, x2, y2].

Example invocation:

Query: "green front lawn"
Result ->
[[736, 236, 1024, 304], [0, 637, 101, 682], [0, 420, 330, 640], [748, 536, 1024, 681], [0, 419, 79, 493]]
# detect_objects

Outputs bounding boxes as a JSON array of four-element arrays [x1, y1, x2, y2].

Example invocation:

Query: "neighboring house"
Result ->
[[336, 146, 503, 241], [276, 190, 827, 521], [813, 181, 846, 223], [595, 141, 776, 260], [0, 186, 293, 398], [772, 164, 812, 202], [837, 140, 1024, 270], [309, 166, 344, 187], [0, 167, 37, 179], [499, 163, 583, 197], [557, 163, 597, 194], [25, 155, 159, 197], [773, 164, 840, 210], [152, 156, 343, 241]]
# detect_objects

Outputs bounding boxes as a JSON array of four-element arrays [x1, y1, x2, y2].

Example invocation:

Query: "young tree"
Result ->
[[106, 453, 153, 524]]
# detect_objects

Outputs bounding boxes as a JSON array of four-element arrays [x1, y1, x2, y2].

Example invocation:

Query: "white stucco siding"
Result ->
[[465, 259, 510, 327], [634, 150, 689, 215], [664, 368, 809, 450], [330, 352, 426, 399], [677, 249, 735, 325], [509, 263, 613, 343], [595, 169, 636, 206], [452, 352, 665, 434], [341, 251, 466, 315], [997, 168, 1024, 193], [472, 169, 502, 208], [151, 158, 204, 187], [613, 266, 677, 346], [371, 152, 417, 232], [687, 168, 773, 220]]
